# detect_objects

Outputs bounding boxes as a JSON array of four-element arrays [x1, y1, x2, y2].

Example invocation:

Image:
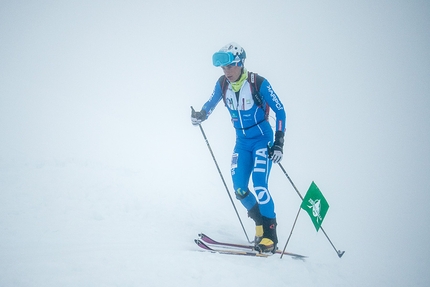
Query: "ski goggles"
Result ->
[[212, 51, 241, 67]]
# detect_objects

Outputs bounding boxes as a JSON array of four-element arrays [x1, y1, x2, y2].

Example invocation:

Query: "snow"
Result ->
[[1, 1, 430, 286], [0, 151, 428, 286], [0, 158, 346, 287]]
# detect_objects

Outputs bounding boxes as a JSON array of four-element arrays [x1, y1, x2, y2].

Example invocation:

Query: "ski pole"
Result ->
[[191, 106, 252, 243], [278, 162, 345, 258]]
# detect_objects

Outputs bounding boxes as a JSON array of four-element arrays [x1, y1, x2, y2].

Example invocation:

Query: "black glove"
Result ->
[[191, 108, 206, 126], [269, 131, 284, 163]]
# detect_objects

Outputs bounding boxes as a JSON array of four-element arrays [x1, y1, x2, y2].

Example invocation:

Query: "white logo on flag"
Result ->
[[307, 198, 322, 223]]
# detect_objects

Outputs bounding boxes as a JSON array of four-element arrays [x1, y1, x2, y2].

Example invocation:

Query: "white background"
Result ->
[[1, 1, 429, 286]]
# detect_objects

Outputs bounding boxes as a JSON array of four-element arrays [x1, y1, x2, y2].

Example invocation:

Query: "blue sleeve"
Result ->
[[260, 79, 286, 132], [201, 80, 223, 119]]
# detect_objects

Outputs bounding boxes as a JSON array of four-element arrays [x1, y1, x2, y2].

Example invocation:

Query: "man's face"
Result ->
[[221, 64, 242, 82]]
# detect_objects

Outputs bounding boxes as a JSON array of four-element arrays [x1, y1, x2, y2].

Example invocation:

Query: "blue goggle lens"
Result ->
[[212, 52, 236, 67]]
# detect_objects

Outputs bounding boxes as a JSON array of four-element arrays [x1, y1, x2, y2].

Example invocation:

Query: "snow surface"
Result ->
[[0, 154, 428, 287], [0, 157, 357, 286], [1, 1, 430, 286]]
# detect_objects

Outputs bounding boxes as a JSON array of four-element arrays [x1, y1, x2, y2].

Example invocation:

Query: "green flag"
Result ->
[[300, 181, 329, 231]]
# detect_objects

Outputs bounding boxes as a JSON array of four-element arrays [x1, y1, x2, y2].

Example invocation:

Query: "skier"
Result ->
[[191, 42, 286, 253]]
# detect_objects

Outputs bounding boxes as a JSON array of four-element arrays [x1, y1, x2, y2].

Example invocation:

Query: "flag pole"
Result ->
[[280, 205, 301, 259], [278, 163, 345, 258]]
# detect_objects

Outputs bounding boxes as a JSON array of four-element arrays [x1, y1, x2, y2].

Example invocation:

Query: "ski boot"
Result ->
[[254, 225, 263, 245], [255, 217, 278, 254], [247, 203, 264, 245]]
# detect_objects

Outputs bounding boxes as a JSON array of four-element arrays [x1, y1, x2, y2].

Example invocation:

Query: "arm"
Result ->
[[259, 78, 286, 133], [259, 78, 286, 163], [191, 80, 223, 125], [201, 78, 224, 118]]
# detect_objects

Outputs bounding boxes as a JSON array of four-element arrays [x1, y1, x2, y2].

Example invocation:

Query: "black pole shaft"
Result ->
[[192, 107, 251, 243], [278, 163, 345, 258]]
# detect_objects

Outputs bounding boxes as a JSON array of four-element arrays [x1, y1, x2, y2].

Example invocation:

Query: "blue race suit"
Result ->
[[200, 71, 286, 219]]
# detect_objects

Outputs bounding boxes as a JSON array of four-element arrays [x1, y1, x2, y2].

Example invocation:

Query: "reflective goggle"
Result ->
[[212, 51, 241, 67]]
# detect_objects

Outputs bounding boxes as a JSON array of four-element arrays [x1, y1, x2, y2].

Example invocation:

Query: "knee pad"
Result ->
[[235, 188, 250, 200]]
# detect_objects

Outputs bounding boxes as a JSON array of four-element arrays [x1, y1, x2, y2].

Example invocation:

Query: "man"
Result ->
[[191, 42, 286, 253]]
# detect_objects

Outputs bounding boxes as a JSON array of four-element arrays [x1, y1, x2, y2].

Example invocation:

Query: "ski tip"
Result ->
[[194, 238, 214, 251]]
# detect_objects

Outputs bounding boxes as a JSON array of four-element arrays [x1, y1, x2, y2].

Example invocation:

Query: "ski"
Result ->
[[195, 239, 270, 257], [198, 233, 307, 259]]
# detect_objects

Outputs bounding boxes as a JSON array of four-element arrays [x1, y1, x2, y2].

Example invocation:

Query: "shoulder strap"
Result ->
[[248, 72, 257, 95], [247, 72, 263, 93], [248, 72, 269, 119]]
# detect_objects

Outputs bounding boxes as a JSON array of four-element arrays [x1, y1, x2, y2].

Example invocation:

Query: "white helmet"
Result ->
[[212, 42, 246, 67]]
